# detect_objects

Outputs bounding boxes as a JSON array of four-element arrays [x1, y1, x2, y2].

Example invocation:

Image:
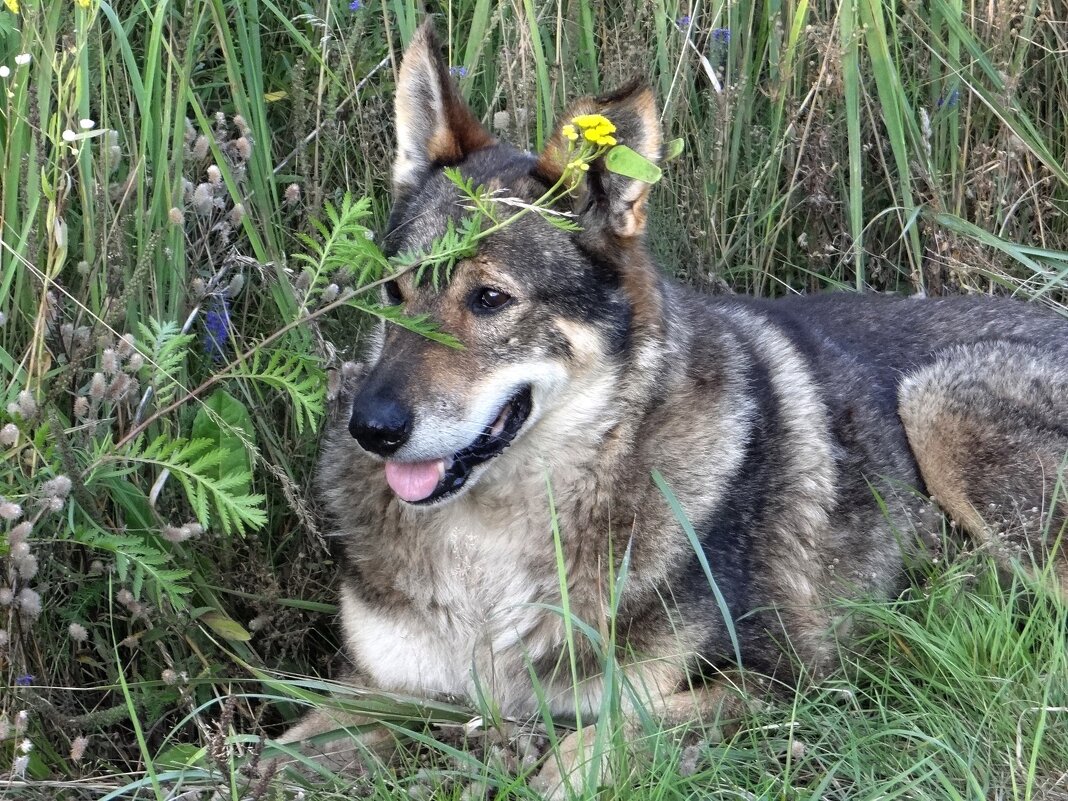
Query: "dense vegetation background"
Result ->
[[0, 0, 1066, 798]]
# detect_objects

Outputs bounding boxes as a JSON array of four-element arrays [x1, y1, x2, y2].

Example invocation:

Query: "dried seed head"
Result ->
[[162, 525, 191, 543], [233, 114, 250, 136], [89, 372, 106, 400], [15, 554, 38, 580], [88, 560, 104, 575], [73, 396, 90, 419], [0, 423, 18, 446], [0, 588, 13, 606], [192, 134, 210, 161], [229, 203, 245, 226], [191, 278, 207, 299], [116, 588, 135, 607], [68, 622, 89, 643], [8, 521, 31, 545], [321, 283, 340, 304], [42, 475, 72, 497], [206, 164, 222, 185], [17, 587, 42, 619], [0, 502, 23, 521], [225, 273, 245, 297], [10, 542, 30, 559], [233, 136, 252, 161], [45, 496, 65, 513], [105, 373, 132, 403], [117, 333, 136, 358], [168, 206, 184, 225], [127, 352, 145, 372], [17, 390, 37, 418], [161, 668, 179, 685], [193, 183, 214, 216], [284, 183, 301, 205], [492, 111, 511, 132], [101, 348, 119, 374], [70, 735, 89, 763]]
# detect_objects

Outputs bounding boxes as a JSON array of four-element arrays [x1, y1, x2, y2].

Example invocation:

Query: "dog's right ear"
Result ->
[[393, 22, 495, 196]]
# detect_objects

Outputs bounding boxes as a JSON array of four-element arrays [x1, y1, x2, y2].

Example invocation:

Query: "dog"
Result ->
[[279, 21, 1068, 797]]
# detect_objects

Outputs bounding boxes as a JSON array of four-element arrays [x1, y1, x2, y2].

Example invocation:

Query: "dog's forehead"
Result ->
[[384, 145, 546, 256]]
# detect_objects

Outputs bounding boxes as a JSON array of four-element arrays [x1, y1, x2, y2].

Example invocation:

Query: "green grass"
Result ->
[[0, 0, 1066, 798]]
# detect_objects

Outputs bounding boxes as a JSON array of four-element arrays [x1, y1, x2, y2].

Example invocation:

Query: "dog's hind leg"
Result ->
[[898, 341, 1068, 597]]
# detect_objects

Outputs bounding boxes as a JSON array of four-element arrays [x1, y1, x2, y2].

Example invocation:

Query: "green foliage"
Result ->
[[122, 435, 266, 535], [233, 350, 325, 435], [291, 193, 388, 310], [191, 389, 256, 494], [137, 318, 196, 407]]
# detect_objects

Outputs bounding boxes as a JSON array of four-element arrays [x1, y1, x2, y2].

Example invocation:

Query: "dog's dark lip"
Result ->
[[409, 385, 533, 505]]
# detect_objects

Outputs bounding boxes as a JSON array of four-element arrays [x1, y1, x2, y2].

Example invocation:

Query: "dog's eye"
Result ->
[[383, 280, 403, 305], [473, 287, 512, 313]]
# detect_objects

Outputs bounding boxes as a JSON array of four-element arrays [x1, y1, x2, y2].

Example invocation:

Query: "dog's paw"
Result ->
[[530, 725, 607, 801]]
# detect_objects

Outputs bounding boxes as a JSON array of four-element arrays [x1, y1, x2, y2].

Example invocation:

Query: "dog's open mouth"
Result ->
[[384, 386, 533, 504]]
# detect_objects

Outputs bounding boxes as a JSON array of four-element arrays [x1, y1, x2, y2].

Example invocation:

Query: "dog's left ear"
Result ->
[[393, 21, 495, 196], [536, 81, 662, 241]]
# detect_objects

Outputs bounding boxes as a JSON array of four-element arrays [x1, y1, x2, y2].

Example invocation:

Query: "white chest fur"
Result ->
[[339, 491, 600, 718]]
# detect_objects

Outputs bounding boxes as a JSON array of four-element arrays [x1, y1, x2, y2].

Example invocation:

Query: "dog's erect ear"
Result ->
[[393, 21, 495, 195], [536, 81, 662, 241]]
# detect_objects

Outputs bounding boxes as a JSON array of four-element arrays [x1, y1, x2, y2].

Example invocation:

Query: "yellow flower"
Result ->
[[570, 114, 617, 147], [75, 0, 91, 7], [3, 0, 19, 13], [572, 113, 610, 129], [561, 123, 578, 141]]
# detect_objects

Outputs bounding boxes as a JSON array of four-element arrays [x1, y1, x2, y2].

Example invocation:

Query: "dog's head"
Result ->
[[348, 22, 664, 506]]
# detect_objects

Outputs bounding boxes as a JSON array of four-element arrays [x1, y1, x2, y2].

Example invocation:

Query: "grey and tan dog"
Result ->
[[281, 22, 1068, 795]]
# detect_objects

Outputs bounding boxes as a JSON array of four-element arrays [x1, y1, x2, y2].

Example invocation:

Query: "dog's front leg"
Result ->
[[531, 671, 754, 799], [271, 676, 398, 776]]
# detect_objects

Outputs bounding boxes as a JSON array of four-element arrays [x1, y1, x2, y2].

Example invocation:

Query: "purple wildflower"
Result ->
[[710, 27, 731, 45], [937, 88, 960, 109], [348, 0, 361, 10], [449, 65, 468, 79], [676, 15, 692, 30], [202, 297, 230, 362], [15, 675, 33, 686]]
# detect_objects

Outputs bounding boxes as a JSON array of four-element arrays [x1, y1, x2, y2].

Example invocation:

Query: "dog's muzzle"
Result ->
[[379, 385, 534, 504]]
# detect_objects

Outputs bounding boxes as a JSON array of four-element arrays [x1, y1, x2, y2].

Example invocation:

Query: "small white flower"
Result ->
[[15, 53, 31, 66], [62, 130, 78, 142], [12, 754, 28, 779], [0, 66, 10, 79], [79, 118, 96, 130], [18, 739, 32, 754]]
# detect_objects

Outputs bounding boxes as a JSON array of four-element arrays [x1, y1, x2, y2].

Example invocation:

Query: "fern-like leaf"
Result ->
[[124, 436, 267, 535], [235, 350, 326, 434], [136, 318, 195, 406]]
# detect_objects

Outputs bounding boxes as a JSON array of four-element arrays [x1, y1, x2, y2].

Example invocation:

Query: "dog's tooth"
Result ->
[[443, 455, 454, 471]]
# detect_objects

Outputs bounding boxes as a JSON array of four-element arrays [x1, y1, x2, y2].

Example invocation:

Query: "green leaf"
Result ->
[[191, 389, 255, 495], [156, 743, 206, 770], [199, 610, 252, 642], [605, 145, 663, 184], [663, 138, 685, 161]]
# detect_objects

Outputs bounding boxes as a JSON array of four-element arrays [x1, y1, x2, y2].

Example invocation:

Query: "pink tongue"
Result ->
[[384, 459, 444, 503]]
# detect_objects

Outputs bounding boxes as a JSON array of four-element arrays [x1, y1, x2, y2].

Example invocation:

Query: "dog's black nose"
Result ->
[[349, 393, 413, 456]]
